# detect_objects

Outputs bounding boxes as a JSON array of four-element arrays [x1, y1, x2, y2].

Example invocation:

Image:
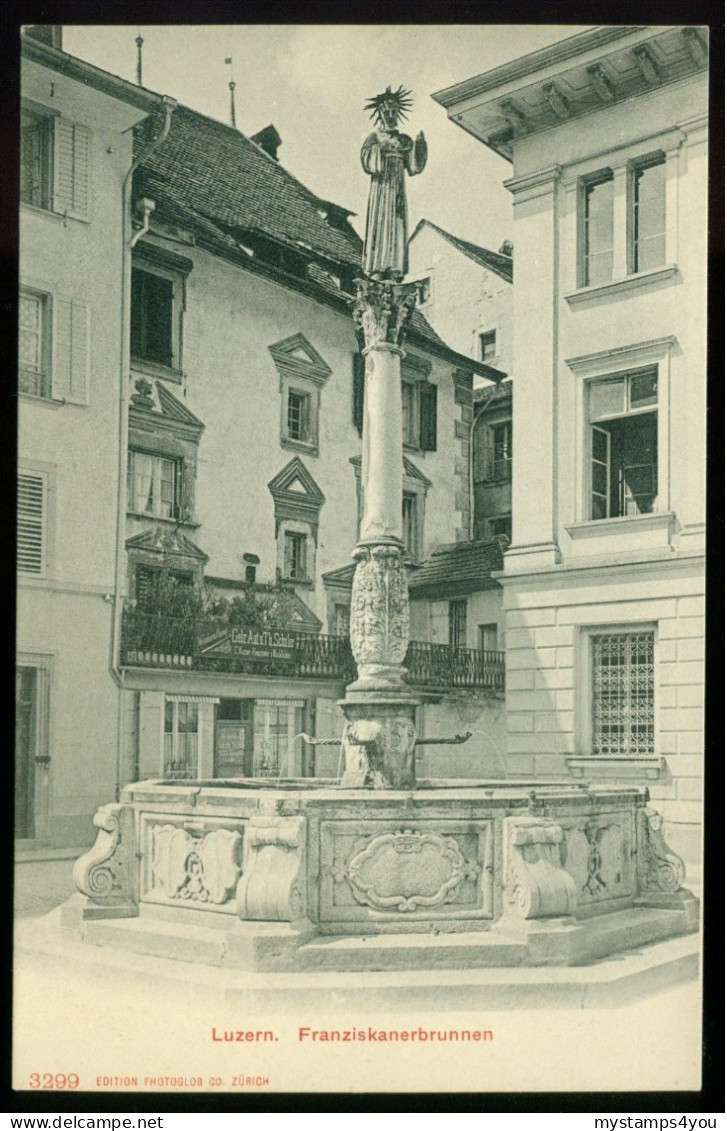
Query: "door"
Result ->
[[15, 667, 37, 838], [214, 699, 253, 777]]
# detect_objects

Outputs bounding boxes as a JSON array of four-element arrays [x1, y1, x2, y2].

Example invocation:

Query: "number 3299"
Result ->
[[29, 1073, 79, 1089]]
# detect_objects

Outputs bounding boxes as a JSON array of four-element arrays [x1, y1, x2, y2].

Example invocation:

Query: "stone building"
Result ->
[[18, 28, 165, 846], [435, 24, 708, 868], [18, 29, 506, 845]]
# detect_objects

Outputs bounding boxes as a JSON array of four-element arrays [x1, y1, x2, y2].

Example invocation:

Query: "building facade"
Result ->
[[18, 29, 163, 846], [435, 25, 708, 867], [409, 218, 513, 375]]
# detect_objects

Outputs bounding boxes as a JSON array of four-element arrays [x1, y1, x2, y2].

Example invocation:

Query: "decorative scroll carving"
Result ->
[[352, 278, 417, 351], [349, 544, 409, 671], [151, 825, 241, 905], [341, 713, 417, 790], [637, 806, 686, 894], [502, 816, 577, 920], [72, 803, 135, 906], [236, 815, 306, 921], [335, 828, 479, 913]]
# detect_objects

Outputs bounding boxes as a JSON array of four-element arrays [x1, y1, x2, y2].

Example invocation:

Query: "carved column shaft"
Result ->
[[341, 278, 419, 789]]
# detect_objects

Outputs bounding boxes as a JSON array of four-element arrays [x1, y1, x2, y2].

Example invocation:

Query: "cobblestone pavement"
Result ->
[[14, 856, 79, 919]]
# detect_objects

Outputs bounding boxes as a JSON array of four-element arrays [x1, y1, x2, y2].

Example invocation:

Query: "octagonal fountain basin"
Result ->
[[66, 776, 698, 970]]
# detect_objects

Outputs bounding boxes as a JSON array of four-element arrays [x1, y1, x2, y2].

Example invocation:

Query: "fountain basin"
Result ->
[[65, 778, 698, 969]]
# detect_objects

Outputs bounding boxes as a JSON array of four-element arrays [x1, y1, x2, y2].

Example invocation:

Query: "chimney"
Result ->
[[251, 124, 282, 161], [23, 25, 63, 49]]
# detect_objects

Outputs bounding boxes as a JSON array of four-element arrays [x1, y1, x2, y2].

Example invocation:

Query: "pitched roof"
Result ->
[[135, 103, 362, 271], [473, 379, 513, 406], [408, 539, 505, 598], [411, 219, 513, 283]]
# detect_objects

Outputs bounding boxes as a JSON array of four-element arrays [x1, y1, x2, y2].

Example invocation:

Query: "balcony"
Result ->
[[120, 610, 505, 693]]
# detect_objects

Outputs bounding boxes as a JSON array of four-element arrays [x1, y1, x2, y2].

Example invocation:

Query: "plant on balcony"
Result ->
[[202, 582, 299, 632]]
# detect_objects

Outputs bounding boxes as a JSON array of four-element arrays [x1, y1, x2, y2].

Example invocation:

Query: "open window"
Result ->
[[588, 368, 658, 519]]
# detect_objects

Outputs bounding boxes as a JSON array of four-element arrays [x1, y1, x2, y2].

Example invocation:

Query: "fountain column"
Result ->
[[339, 86, 427, 789]]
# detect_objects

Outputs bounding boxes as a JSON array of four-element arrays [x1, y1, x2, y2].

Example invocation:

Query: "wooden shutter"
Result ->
[[18, 473, 45, 575], [420, 381, 438, 451], [352, 352, 365, 435], [52, 297, 89, 404], [473, 417, 494, 482], [53, 119, 90, 220]]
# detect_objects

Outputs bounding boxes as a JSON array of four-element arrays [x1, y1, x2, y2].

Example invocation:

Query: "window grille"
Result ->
[[591, 631, 654, 755]]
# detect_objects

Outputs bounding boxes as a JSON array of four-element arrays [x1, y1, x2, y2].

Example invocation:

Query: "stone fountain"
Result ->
[[62, 89, 697, 981]]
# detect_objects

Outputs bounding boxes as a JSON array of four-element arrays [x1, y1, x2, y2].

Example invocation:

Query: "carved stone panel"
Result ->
[[637, 806, 686, 895], [501, 816, 577, 920], [559, 811, 637, 909], [139, 813, 245, 913], [151, 825, 242, 905], [318, 818, 492, 926], [236, 814, 306, 922]]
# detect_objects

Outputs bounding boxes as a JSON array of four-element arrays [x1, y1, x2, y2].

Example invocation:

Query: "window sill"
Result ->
[[281, 436, 319, 457], [20, 203, 67, 224], [127, 511, 200, 530], [564, 264, 678, 305], [567, 756, 665, 780], [565, 512, 674, 558], [131, 360, 184, 385], [18, 391, 66, 409]]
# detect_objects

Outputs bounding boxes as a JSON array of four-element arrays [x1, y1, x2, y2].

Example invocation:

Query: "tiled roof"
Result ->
[[408, 538, 505, 598], [135, 104, 362, 270], [412, 219, 513, 282], [473, 379, 513, 406]]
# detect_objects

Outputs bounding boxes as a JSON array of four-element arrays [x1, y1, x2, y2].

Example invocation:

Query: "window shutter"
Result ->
[[18, 473, 45, 575], [473, 417, 493, 481], [420, 381, 438, 451], [52, 296, 89, 404], [352, 352, 365, 435], [53, 119, 90, 220]]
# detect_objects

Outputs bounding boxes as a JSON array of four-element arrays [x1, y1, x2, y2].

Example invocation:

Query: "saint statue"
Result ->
[[360, 86, 427, 281]]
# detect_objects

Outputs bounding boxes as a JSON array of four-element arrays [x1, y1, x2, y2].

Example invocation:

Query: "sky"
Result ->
[[63, 24, 591, 253]]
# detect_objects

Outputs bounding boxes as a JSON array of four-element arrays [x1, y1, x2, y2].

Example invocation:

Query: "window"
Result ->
[[284, 531, 307, 580], [418, 277, 432, 304], [270, 333, 331, 455], [135, 565, 193, 611], [588, 368, 658, 519], [18, 472, 46, 575], [484, 514, 512, 541], [492, 421, 512, 481], [287, 389, 311, 443], [21, 109, 90, 220], [630, 156, 666, 273], [164, 699, 199, 779], [479, 330, 497, 362], [449, 600, 467, 649], [478, 623, 498, 653], [18, 291, 50, 398], [582, 172, 614, 285], [591, 631, 654, 756], [353, 357, 436, 451], [127, 450, 181, 519], [252, 699, 305, 778], [131, 267, 177, 369], [20, 109, 52, 210], [402, 492, 418, 558], [333, 603, 350, 638], [18, 288, 89, 403]]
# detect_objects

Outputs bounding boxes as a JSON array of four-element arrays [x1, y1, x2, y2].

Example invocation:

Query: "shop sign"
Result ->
[[196, 625, 297, 661]]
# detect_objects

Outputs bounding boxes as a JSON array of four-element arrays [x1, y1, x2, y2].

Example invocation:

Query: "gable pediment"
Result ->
[[268, 332, 332, 386], [125, 526, 208, 562], [268, 457, 325, 505], [129, 378, 204, 441]]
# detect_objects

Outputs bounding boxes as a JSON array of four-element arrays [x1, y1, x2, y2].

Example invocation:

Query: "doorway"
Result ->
[[15, 667, 37, 838], [214, 699, 253, 777]]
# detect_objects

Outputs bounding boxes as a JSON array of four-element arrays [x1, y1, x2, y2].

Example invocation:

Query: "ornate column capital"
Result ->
[[352, 277, 417, 352]]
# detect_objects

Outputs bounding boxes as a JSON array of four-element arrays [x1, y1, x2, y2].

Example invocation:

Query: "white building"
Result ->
[[18, 27, 164, 846], [409, 218, 513, 375], [435, 25, 708, 868]]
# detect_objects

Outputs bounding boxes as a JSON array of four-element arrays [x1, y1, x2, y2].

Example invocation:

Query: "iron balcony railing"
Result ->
[[120, 610, 505, 692]]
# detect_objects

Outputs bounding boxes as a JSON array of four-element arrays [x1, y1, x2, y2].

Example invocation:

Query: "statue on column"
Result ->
[[361, 86, 427, 281]]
